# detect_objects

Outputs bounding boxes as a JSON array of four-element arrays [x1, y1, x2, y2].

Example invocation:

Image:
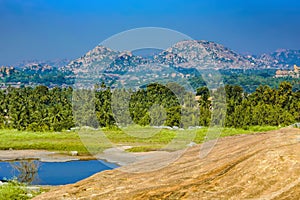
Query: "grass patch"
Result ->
[[0, 180, 41, 200], [0, 129, 91, 154], [122, 126, 280, 152], [0, 126, 280, 153], [126, 146, 161, 152]]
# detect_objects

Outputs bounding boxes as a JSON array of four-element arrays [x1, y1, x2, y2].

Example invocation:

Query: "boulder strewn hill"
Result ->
[[64, 40, 300, 73], [35, 128, 300, 200], [258, 49, 300, 69], [2, 40, 300, 89]]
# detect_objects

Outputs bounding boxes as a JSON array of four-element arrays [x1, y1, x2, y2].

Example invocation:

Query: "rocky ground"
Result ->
[[34, 128, 300, 200]]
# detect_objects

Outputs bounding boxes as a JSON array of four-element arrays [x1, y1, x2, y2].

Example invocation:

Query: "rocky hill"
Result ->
[[6, 41, 300, 74], [34, 128, 300, 199], [15, 59, 70, 69], [154, 40, 255, 69], [64, 40, 300, 73], [2, 40, 300, 89], [258, 49, 300, 69], [63, 40, 300, 83], [64, 40, 258, 73], [59, 40, 300, 89], [62, 45, 119, 74]]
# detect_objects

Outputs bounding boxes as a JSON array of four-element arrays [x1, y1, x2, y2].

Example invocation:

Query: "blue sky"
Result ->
[[0, 0, 300, 65]]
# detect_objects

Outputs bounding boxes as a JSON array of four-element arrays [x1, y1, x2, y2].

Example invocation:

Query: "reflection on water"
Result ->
[[0, 160, 118, 185], [10, 160, 40, 184]]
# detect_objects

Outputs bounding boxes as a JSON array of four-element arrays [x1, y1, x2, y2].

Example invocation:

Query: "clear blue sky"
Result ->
[[1, 0, 300, 65]]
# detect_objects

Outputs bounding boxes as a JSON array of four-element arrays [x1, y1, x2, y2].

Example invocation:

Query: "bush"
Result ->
[[0, 179, 40, 200]]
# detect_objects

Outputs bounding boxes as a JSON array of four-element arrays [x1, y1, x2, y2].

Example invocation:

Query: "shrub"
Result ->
[[0, 179, 39, 200]]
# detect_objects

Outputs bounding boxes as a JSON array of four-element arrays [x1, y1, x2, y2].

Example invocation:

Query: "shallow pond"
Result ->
[[0, 159, 118, 185]]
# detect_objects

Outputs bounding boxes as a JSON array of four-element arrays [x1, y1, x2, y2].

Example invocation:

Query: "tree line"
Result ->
[[0, 82, 299, 131]]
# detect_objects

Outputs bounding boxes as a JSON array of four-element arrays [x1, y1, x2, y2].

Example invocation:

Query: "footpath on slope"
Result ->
[[34, 128, 300, 200]]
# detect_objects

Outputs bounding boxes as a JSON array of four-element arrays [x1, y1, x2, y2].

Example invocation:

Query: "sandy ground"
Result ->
[[34, 128, 300, 200], [95, 146, 173, 166]]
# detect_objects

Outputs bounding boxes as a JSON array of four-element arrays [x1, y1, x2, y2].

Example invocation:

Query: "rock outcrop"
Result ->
[[35, 128, 300, 199]]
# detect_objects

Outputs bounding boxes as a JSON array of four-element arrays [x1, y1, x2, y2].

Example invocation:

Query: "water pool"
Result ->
[[0, 159, 118, 185]]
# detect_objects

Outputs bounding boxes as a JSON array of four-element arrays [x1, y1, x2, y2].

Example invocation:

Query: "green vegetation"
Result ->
[[0, 67, 74, 87], [0, 86, 74, 131], [1, 68, 299, 93], [0, 126, 279, 153], [0, 129, 90, 154], [0, 180, 41, 200], [124, 126, 279, 152], [190, 69, 300, 93], [0, 81, 299, 132], [223, 82, 300, 127]]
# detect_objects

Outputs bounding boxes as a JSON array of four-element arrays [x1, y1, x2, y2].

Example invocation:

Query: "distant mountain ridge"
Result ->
[[55, 40, 300, 88], [1, 40, 299, 89], [9, 40, 300, 73], [63, 40, 300, 74], [257, 49, 300, 68], [154, 40, 254, 69], [14, 58, 70, 69]]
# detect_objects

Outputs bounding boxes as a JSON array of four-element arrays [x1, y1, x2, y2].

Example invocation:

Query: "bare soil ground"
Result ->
[[34, 128, 300, 200]]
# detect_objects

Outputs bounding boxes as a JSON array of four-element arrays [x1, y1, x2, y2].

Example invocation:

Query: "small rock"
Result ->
[[70, 151, 78, 156], [292, 123, 300, 128], [27, 193, 33, 198], [26, 186, 40, 193], [187, 142, 197, 147]]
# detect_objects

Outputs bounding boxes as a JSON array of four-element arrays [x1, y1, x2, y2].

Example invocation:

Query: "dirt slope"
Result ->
[[34, 128, 300, 200]]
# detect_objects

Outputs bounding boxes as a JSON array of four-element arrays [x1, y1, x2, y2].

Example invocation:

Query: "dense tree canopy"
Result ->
[[0, 81, 298, 131]]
